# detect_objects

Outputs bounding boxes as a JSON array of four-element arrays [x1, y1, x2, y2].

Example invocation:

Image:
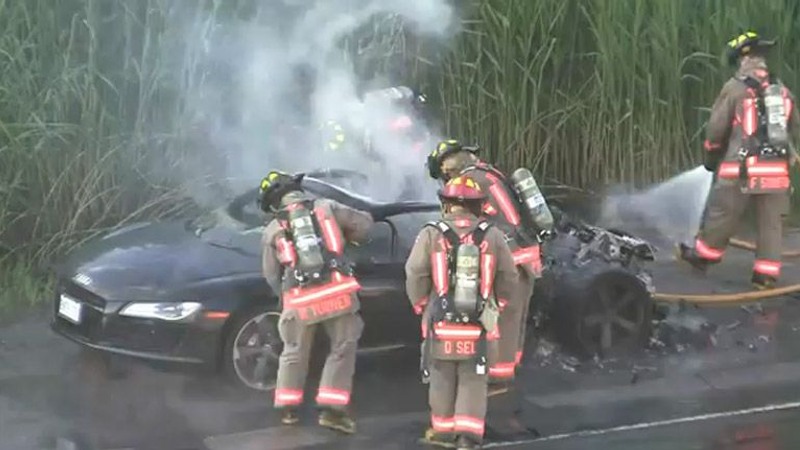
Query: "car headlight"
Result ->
[[119, 302, 202, 321]]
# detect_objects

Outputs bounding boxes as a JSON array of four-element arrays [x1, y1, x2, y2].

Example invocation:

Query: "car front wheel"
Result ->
[[223, 307, 283, 391]]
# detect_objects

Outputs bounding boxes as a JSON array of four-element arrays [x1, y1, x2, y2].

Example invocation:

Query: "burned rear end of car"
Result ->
[[534, 215, 657, 358]]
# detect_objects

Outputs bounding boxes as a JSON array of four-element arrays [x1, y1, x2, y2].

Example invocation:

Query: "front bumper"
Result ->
[[51, 279, 223, 366]]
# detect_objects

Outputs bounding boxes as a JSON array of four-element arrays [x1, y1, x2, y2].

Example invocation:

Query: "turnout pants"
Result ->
[[273, 310, 364, 411], [695, 182, 788, 279], [490, 269, 535, 382], [429, 358, 488, 443]]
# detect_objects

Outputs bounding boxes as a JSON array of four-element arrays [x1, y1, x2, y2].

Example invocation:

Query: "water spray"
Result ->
[[598, 166, 714, 245]]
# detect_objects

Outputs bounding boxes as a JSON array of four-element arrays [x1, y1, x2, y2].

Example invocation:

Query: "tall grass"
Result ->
[[3, 0, 800, 310], [422, 0, 800, 190], [0, 0, 232, 268]]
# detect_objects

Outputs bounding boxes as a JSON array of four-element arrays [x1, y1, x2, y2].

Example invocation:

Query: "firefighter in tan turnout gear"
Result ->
[[426, 140, 554, 390], [406, 175, 518, 449], [678, 31, 800, 289], [259, 170, 374, 433]]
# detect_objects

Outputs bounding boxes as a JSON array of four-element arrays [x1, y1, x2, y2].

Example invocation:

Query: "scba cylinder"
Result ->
[[764, 84, 789, 147], [289, 207, 325, 275], [511, 168, 554, 231], [453, 243, 481, 319]]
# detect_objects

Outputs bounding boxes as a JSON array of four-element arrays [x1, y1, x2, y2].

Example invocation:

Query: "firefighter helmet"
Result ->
[[426, 139, 479, 180], [437, 175, 486, 203], [726, 31, 776, 66], [258, 170, 305, 212]]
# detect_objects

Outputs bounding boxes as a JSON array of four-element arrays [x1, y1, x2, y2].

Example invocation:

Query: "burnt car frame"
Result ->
[[50, 169, 656, 391]]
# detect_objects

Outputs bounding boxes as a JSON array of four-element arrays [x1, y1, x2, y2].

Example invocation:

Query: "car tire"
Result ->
[[551, 262, 653, 358], [222, 306, 283, 392]]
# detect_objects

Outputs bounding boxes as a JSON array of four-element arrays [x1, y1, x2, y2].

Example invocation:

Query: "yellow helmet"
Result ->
[[726, 30, 776, 66]]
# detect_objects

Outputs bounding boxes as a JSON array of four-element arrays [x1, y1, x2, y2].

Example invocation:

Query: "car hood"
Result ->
[[56, 221, 262, 301]]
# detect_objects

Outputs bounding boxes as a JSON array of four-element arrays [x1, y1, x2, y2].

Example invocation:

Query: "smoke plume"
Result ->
[[167, 0, 457, 208]]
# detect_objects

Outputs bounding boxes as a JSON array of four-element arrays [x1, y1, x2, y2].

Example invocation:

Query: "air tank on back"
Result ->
[[453, 242, 481, 321], [764, 83, 789, 150], [511, 168, 554, 232], [288, 206, 325, 278]]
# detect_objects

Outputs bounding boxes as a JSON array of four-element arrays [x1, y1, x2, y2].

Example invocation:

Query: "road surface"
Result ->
[[6, 229, 800, 449]]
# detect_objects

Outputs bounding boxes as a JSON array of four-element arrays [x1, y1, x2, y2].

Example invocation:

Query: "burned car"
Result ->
[[50, 170, 656, 391]]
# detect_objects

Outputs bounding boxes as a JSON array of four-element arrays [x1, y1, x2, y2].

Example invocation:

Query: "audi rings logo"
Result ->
[[73, 273, 92, 286]]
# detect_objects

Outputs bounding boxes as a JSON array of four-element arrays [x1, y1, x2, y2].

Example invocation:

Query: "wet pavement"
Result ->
[[3, 293, 800, 450], [6, 236, 800, 449]]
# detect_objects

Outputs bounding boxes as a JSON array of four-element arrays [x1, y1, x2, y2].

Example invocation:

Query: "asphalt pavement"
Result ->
[[4, 287, 800, 450], [6, 230, 800, 450]]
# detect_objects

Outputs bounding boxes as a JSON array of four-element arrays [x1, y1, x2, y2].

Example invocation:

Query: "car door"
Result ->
[[345, 219, 417, 348]]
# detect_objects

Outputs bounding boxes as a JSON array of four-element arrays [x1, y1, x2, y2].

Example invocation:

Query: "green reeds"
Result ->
[[424, 0, 800, 190], [3, 0, 800, 294]]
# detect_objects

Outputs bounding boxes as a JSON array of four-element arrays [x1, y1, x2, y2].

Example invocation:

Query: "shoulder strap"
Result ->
[[471, 220, 492, 246], [276, 209, 288, 223], [739, 75, 762, 92], [738, 74, 780, 92], [464, 161, 507, 181], [425, 220, 461, 248]]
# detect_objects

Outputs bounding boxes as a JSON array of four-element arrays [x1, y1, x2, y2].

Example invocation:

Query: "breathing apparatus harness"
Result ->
[[738, 74, 790, 162], [728, 74, 793, 194], [420, 219, 492, 381], [275, 200, 353, 289]]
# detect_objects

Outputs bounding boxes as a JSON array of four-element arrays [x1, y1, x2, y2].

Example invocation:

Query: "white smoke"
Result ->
[[170, 0, 457, 206]]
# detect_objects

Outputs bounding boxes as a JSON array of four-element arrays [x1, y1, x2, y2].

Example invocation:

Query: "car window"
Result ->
[[346, 220, 395, 263]]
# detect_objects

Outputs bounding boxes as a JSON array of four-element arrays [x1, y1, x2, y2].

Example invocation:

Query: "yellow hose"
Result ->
[[729, 238, 800, 257], [653, 283, 800, 304]]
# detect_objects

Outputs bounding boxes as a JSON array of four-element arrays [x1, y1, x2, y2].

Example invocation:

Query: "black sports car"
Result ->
[[50, 169, 656, 391]]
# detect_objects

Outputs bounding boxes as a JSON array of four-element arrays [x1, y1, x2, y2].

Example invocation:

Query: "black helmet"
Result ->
[[726, 31, 776, 66], [258, 170, 305, 212], [426, 139, 479, 180]]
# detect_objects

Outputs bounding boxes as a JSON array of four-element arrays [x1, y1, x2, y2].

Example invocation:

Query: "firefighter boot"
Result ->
[[675, 243, 711, 273], [281, 408, 300, 425], [318, 409, 356, 434], [456, 435, 480, 450], [419, 428, 457, 448], [752, 272, 778, 290]]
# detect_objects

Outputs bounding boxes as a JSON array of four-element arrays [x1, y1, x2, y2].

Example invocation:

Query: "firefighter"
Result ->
[[320, 86, 431, 160], [678, 31, 800, 290], [259, 170, 374, 434], [406, 174, 518, 449], [426, 140, 554, 392], [363, 85, 432, 156]]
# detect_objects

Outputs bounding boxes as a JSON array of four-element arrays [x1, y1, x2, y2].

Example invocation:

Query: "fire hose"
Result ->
[[652, 283, 800, 304], [652, 152, 800, 304], [729, 237, 800, 257]]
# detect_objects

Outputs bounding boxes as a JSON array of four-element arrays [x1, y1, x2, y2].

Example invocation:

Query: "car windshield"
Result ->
[[190, 187, 325, 236]]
